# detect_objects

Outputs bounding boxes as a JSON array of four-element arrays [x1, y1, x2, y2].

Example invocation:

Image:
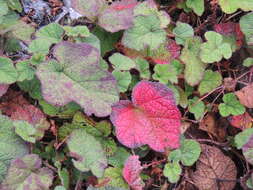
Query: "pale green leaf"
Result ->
[[198, 70, 222, 95], [163, 161, 182, 183], [0, 114, 28, 183], [152, 64, 178, 84], [200, 31, 232, 63], [218, 0, 253, 14], [180, 37, 205, 86], [63, 25, 90, 37], [101, 167, 129, 189], [240, 13, 253, 46], [16, 60, 35, 82], [218, 93, 246, 117], [189, 97, 205, 120], [234, 128, 253, 149], [67, 129, 107, 177], [186, 0, 204, 16], [112, 71, 132, 93], [1, 154, 53, 190], [0, 56, 18, 84], [109, 53, 136, 71], [173, 22, 194, 45], [122, 15, 166, 51], [243, 57, 253, 67], [134, 58, 150, 79]]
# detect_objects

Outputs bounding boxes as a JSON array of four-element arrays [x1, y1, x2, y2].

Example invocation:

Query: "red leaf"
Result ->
[[110, 81, 181, 152], [11, 104, 47, 125], [0, 90, 29, 116], [0, 84, 9, 98], [111, 0, 138, 11], [123, 155, 144, 190], [214, 22, 244, 48], [228, 112, 253, 130], [214, 22, 236, 36]]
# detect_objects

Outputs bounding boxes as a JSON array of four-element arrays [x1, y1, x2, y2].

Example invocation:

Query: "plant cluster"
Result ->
[[1, 0, 253, 189]]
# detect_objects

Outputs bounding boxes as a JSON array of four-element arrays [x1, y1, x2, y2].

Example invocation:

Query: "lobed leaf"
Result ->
[[218, 0, 253, 14], [198, 70, 222, 95], [67, 129, 107, 178], [0, 56, 18, 84], [36, 41, 119, 117], [110, 81, 181, 152], [122, 15, 166, 51], [1, 154, 53, 190], [200, 31, 232, 63], [98, 0, 138, 33], [0, 114, 29, 183], [219, 93, 246, 117]]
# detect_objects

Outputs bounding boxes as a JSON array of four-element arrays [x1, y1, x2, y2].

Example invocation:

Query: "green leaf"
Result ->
[[13, 119, 49, 143], [92, 26, 121, 56], [6, 0, 22, 12], [109, 53, 136, 71], [101, 167, 129, 189], [54, 186, 66, 190], [240, 13, 253, 46], [63, 25, 90, 37], [108, 147, 131, 168], [186, 0, 204, 16], [134, 58, 150, 79], [173, 22, 194, 45], [247, 177, 253, 189], [0, 114, 29, 183], [189, 97, 205, 120], [134, 0, 170, 28], [163, 161, 182, 183], [122, 15, 166, 51], [200, 31, 232, 63], [67, 129, 107, 178], [152, 62, 180, 84], [17, 77, 42, 100], [16, 60, 35, 81], [0, 1, 9, 16], [234, 128, 253, 149], [76, 33, 101, 52], [28, 23, 64, 54], [0, 56, 18, 84], [13, 121, 37, 143], [112, 71, 132, 92], [243, 57, 253, 67], [11, 21, 35, 42], [219, 93, 246, 117], [177, 86, 188, 108], [95, 120, 112, 137], [198, 70, 222, 95], [178, 139, 201, 166], [1, 154, 53, 190], [36, 41, 119, 117], [180, 37, 205, 86], [218, 0, 253, 14]]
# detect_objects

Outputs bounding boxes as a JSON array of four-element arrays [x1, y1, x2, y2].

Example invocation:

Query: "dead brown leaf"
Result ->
[[190, 144, 237, 190], [235, 83, 253, 108], [199, 114, 227, 141]]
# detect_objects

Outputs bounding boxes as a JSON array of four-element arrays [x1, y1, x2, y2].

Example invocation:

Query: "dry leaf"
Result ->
[[191, 144, 237, 190], [235, 83, 253, 108], [228, 112, 253, 130], [199, 114, 227, 141]]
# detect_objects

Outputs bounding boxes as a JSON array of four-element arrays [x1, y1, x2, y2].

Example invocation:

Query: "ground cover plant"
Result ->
[[1, 0, 253, 189]]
